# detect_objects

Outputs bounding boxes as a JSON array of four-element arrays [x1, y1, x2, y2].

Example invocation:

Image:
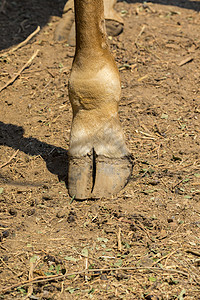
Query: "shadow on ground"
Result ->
[[0, 121, 68, 182]]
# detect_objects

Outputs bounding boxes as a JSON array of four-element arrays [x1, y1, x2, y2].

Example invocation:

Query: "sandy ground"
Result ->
[[0, 0, 200, 299]]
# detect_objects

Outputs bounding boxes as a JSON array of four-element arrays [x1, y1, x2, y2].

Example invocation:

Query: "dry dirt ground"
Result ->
[[0, 0, 200, 299]]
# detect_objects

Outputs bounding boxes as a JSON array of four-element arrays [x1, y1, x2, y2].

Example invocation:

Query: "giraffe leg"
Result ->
[[54, 0, 75, 43], [67, 56, 133, 199], [54, 0, 123, 44], [66, 0, 132, 199]]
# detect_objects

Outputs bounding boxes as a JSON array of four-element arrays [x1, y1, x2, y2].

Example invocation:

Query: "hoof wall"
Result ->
[[68, 154, 133, 200], [68, 154, 93, 199]]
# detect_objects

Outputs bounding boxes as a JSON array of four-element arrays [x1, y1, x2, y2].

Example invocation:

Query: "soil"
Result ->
[[0, 0, 200, 299]]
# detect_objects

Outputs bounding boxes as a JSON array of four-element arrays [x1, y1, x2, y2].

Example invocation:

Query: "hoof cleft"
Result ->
[[68, 153, 133, 200]]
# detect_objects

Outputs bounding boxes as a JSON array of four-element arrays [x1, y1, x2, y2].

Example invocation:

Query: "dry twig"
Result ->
[[24, 261, 34, 300], [178, 56, 193, 66], [1, 26, 40, 57], [0, 150, 19, 169], [85, 257, 88, 282], [0, 50, 39, 93], [117, 227, 122, 252], [0, 257, 18, 275], [0, 266, 190, 294], [152, 250, 177, 266], [186, 249, 200, 257], [135, 25, 146, 45]]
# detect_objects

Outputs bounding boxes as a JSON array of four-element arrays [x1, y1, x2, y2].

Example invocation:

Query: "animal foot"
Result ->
[[68, 152, 133, 199]]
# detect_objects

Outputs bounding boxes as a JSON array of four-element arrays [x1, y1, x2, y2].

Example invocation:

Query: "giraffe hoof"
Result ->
[[91, 155, 132, 198], [68, 154, 93, 199], [68, 154, 133, 200], [105, 20, 124, 37]]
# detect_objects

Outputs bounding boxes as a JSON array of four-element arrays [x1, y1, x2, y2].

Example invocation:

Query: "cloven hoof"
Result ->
[[68, 152, 133, 199]]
